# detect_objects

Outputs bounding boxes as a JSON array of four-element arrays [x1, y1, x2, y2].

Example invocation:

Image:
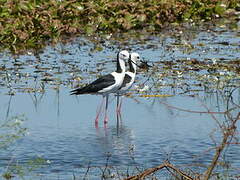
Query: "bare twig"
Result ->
[[123, 161, 195, 180], [159, 101, 228, 114], [203, 112, 240, 180], [83, 162, 91, 180]]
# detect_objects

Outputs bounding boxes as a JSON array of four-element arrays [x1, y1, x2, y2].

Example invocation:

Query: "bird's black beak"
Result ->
[[138, 60, 152, 70], [133, 60, 141, 67]]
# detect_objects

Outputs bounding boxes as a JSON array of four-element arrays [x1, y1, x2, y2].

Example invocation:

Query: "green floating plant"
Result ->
[[0, 0, 239, 53]]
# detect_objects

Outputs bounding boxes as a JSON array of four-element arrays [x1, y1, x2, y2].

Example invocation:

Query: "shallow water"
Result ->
[[0, 21, 240, 179]]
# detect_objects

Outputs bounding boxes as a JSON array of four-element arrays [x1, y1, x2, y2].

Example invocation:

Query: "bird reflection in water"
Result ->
[[94, 114, 135, 162]]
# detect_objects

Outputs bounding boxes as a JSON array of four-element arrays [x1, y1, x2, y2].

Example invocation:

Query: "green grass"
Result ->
[[0, 0, 239, 52]]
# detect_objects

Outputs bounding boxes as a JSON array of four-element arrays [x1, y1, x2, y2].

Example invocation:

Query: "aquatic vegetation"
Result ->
[[0, 116, 49, 180], [0, 115, 27, 179], [2, 157, 48, 180], [0, 115, 27, 149], [0, 18, 239, 179], [0, 0, 239, 53]]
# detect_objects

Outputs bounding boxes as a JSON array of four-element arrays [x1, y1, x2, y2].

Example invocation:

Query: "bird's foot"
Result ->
[[95, 116, 99, 126], [95, 121, 99, 128], [104, 116, 108, 124]]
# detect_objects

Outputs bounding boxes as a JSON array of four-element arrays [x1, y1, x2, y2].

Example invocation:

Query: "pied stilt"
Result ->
[[71, 50, 130, 125], [116, 52, 140, 114]]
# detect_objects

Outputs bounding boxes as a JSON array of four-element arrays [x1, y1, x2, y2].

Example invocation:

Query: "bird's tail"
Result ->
[[70, 87, 87, 95], [70, 89, 78, 95]]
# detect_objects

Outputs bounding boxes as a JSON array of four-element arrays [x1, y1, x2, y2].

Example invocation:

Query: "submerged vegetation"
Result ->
[[0, 0, 239, 52], [0, 115, 27, 149]]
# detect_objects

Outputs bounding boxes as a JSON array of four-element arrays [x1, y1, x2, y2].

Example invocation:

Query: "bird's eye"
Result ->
[[122, 54, 126, 57], [137, 56, 140, 59]]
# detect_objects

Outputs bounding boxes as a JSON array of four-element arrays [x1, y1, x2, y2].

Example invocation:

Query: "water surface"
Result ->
[[0, 21, 240, 179]]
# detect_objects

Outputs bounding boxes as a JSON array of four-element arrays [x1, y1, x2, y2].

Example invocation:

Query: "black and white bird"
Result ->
[[116, 52, 140, 114], [70, 50, 130, 125]]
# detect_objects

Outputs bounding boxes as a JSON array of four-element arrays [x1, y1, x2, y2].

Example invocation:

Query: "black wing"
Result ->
[[120, 74, 131, 88], [70, 74, 115, 95]]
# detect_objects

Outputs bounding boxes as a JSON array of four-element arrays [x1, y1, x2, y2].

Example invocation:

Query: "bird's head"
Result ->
[[129, 52, 140, 64], [118, 50, 130, 61]]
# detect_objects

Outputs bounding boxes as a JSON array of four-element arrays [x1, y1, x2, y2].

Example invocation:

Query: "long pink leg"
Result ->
[[119, 97, 123, 113], [95, 97, 104, 125], [103, 95, 109, 124], [116, 95, 123, 115], [116, 95, 120, 114]]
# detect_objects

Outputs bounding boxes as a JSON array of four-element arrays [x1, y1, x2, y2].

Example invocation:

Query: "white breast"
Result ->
[[98, 72, 125, 94]]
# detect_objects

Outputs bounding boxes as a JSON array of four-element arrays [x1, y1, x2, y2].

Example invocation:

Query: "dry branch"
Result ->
[[203, 112, 240, 180], [123, 161, 195, 180]]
